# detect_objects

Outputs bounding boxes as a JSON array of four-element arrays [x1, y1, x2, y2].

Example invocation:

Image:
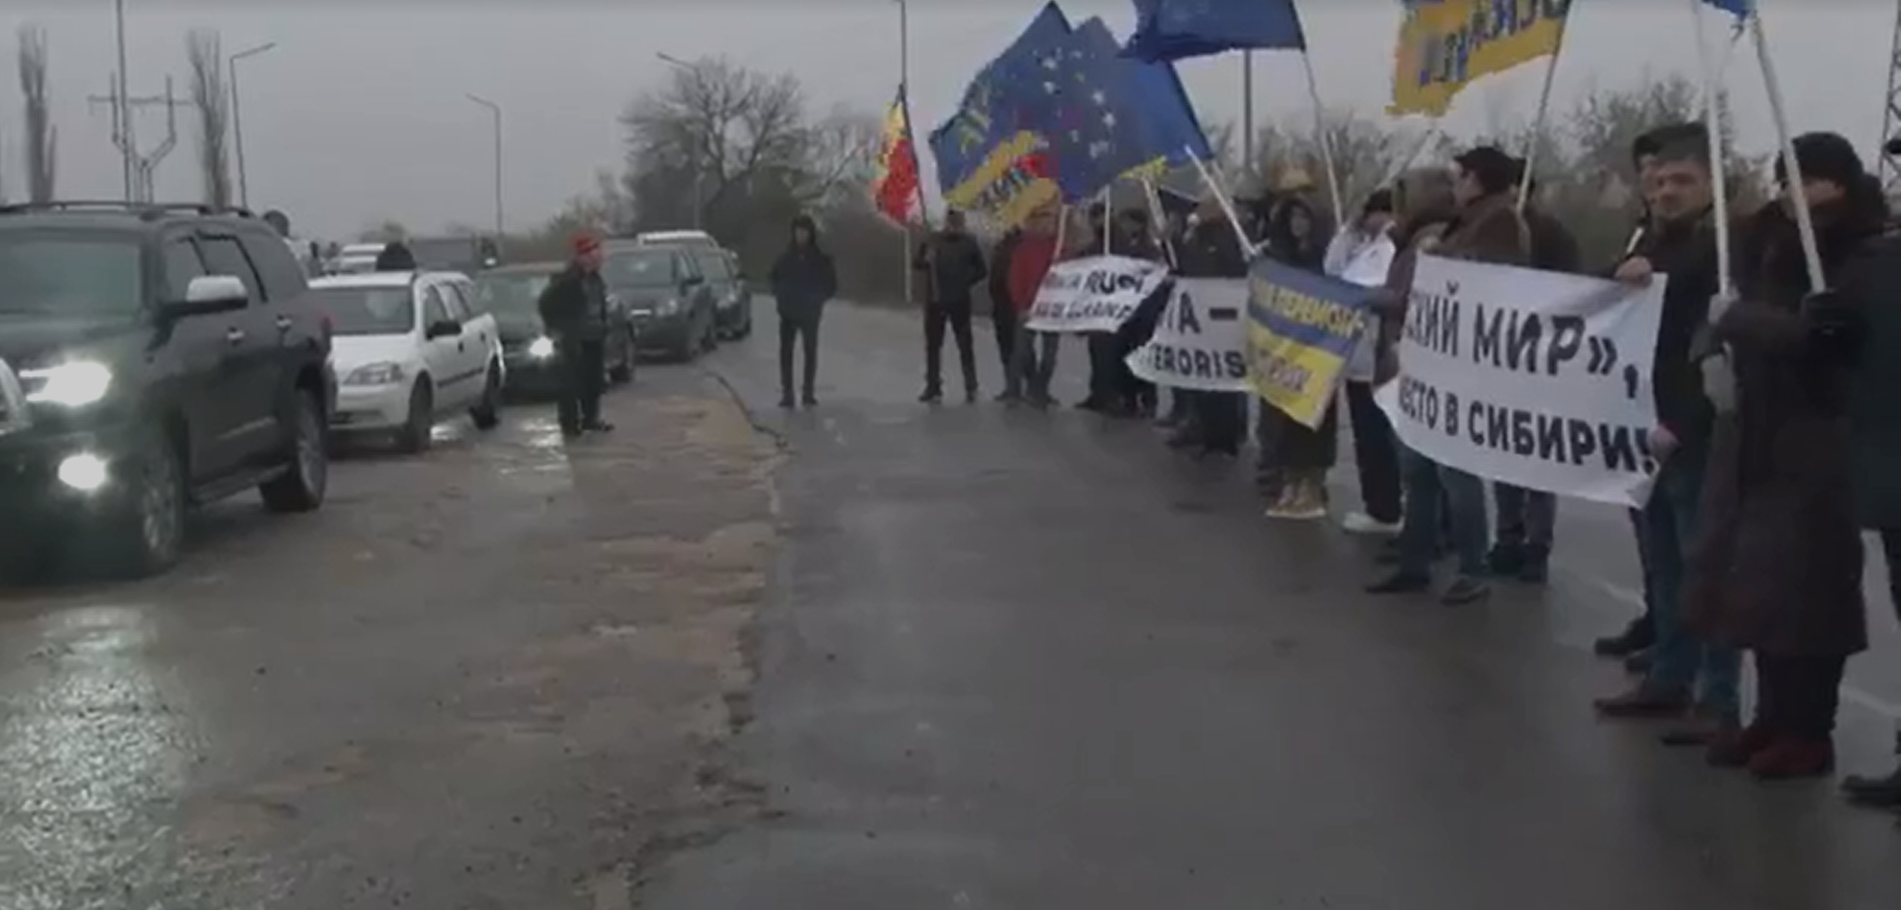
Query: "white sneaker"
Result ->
[[1341, 511, 1402, 535]]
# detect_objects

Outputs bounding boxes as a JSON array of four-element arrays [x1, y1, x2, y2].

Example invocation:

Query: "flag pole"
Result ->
[[1241, 51, 1255, 181], [1687, 0, 1733, 301], [1296, 49, 1344, 223], [898, 0, 916, 305], [1515, 12, 1571, 212], [1745, 4, 1824, 292], [1187, 146, 1258, 259], [1139, 178, 1180, 269]]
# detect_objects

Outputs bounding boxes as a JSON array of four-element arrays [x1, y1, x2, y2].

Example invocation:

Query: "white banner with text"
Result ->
[[1024, 254, 1171, 333], [1126, 277, 1250, 391], [1375, 255, 1666, 507]]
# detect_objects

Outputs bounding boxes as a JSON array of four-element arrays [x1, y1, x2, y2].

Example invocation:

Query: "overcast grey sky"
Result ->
[[0, 0, 1885, 240]]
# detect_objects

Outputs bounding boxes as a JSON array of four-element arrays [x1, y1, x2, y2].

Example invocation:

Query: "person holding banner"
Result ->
[[1367, 145, 1530, 605], [1258, 169, 1338, 519], [1587, 126, 1741, 749], [1326, 189, 1402, 535], [1004, 205, 1064, 407], [1685, 132, 1882, 780], [1169, 197, 1251, 457]]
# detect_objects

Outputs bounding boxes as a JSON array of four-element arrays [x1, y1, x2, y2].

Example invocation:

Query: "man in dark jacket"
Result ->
[[1489, 169, 1584, 583], [987, 227, 1024, 397], [770, 214, 838, 408], [913, 209, 988, 403], [1589, 125, 1741, 747], [536, 234, 611, 437], [375, 239, 417, 271]]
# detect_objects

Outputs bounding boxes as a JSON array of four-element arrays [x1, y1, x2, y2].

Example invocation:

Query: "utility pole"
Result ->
[[1241, 51, 1255, 186], [654, 53, 705, 230], [229, 42, 278, 209], [90, 77, 184, 202], [1880, 0, 1901, 195], [115, 0, 132, 200], [466, 94, 503, 237]]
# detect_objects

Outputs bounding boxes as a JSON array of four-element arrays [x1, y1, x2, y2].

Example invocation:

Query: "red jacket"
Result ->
[[1007, 233, 1058, 314]]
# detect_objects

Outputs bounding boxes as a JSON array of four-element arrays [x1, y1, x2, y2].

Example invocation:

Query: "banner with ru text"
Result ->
[[1245, 259, 1377, 428], [1374, 255, 1665, 507], [1025, 255, 1171, 333], [1126, 277, 1250, 392]]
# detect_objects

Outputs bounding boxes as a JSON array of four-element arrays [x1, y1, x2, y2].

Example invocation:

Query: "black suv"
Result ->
[[0, 201, 336, 579]]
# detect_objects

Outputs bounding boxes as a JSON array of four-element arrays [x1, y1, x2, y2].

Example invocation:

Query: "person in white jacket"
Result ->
[[1322, 190, 1402, 535]]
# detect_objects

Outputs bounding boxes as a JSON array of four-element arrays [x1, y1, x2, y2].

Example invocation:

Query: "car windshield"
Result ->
[[472, 273, 551, 319], [0, 234, 144, 317], [604, 251, 675, 287], [310, 286, 415, 335]]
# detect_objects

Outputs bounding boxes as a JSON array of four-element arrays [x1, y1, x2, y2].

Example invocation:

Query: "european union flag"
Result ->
[[1120, 34, 1213, 166], [1123, 0, 1306, 63], [1012, 17, 1155, 201], [928, 2, 1072, 196]]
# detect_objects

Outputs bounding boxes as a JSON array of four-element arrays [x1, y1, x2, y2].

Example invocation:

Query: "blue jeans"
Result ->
[[1641, 452, 1740, 718], [1397, 447, 1489, 578]]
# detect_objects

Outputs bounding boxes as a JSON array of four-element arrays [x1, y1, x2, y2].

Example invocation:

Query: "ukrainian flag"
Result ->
[[1388, 0, 1572, 118]]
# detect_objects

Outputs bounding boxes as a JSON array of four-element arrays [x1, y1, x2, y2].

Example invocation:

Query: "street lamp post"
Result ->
[[655, 52, 705, 229], [466, 94, 503, 237], [228, 41, 277, 209]]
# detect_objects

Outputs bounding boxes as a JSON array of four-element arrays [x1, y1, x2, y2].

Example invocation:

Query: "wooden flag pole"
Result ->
[[1515, 12, 1572, 212]]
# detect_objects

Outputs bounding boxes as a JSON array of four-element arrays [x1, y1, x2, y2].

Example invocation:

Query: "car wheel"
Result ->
[[470, 363, 503, 429], [608, 329, 635, 384], [261, 389, 329, 512], [105, 424, 187, 578], [397, 381, 434, 453]]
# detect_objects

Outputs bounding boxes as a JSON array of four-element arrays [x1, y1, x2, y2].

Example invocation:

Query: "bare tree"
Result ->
[[620, 56, 814, 229], [186, 28, 232, 208], [1256, 110, 1446, 216], [795, 106, 882, 209], [16, 24, 56, 203]]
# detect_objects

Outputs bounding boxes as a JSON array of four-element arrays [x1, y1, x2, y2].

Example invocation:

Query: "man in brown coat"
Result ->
[[1367, 146, 1528, 605]]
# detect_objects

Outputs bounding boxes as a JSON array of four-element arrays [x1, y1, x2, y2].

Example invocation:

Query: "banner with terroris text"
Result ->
[[1126, 277, 1250, 391], [1025, 255, 1171, 333], [1245, 259, 1378, 428], [1375, 255, 1665, 507]]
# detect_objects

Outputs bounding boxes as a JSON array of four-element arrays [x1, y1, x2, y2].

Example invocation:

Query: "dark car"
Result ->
[[0, 201, 335, 579], [405, 235, 501, 274], [691, 247, 753, 340], [468, 262, 636, 395], [601, 241, 719, 361]]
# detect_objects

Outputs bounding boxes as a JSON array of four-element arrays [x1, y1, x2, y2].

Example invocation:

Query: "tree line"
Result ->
[[501, 63, 1763, 303]]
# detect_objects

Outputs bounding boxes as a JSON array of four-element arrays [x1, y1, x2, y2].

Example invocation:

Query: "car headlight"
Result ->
[[345, 362, 406, 386], [526, 337, 555, 359], [21, 361, 113, 407]]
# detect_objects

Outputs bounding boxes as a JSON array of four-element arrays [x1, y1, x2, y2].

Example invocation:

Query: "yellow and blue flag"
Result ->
[[1388, 0, 1572, 118], [1123, 0, 1307, 62], [929, 2, 1071, 224], [1245, 258, 1378, 428]]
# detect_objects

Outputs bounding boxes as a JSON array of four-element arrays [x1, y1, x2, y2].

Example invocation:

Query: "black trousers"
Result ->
[[1345, 381, 1402, 523], [778, 311, 821, 398], [1881, 528, 1901, 622], [1754, 652, 1848, 739], [1194, 391, 1247, 451], [925, 299, 978, 393], [991, 306, 1018, 377], [554, 336, 605, 432]]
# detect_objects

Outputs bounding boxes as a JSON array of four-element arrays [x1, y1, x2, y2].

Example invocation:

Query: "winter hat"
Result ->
[[1362, 188, 1395, 216], [1453, 145, 1518, 196], [1775, 131, 1865, 190]]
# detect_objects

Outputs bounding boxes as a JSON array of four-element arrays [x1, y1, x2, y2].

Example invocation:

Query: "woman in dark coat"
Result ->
[[1686, 132, 1883, 779], [769, 214, 837, 408]]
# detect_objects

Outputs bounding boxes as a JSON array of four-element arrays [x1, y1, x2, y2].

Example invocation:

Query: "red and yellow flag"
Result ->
[[871, 89, 922, 224]]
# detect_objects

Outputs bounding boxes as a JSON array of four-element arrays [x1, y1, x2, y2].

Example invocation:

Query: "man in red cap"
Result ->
[[536, 233, 612, 436]]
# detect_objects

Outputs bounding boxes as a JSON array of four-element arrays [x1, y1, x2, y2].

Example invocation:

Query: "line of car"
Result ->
[[0, 205, 754, 582]]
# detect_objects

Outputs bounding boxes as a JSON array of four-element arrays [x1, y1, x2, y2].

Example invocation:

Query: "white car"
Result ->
[[308, 271, 505, 451], [329, 242, 385, 274], [633, 229, 719, 249]]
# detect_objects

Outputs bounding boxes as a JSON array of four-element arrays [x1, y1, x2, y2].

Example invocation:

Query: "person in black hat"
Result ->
[[1685, 130, 1883, 780]]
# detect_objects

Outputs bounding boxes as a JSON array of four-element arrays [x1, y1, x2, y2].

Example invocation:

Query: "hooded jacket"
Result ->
[[770, 216, 838, 319]]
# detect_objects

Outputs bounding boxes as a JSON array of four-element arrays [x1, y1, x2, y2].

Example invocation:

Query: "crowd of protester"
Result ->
[[883, 122, 1901, 809]]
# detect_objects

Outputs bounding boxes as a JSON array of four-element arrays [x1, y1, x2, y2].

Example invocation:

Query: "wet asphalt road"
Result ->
[[0, 364, 779, 908], [640, 304, 1901, 909]]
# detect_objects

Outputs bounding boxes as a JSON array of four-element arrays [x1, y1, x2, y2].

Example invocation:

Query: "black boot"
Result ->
[[1841, 733, 1901, 808], [1593, 615, 1655, 657]]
